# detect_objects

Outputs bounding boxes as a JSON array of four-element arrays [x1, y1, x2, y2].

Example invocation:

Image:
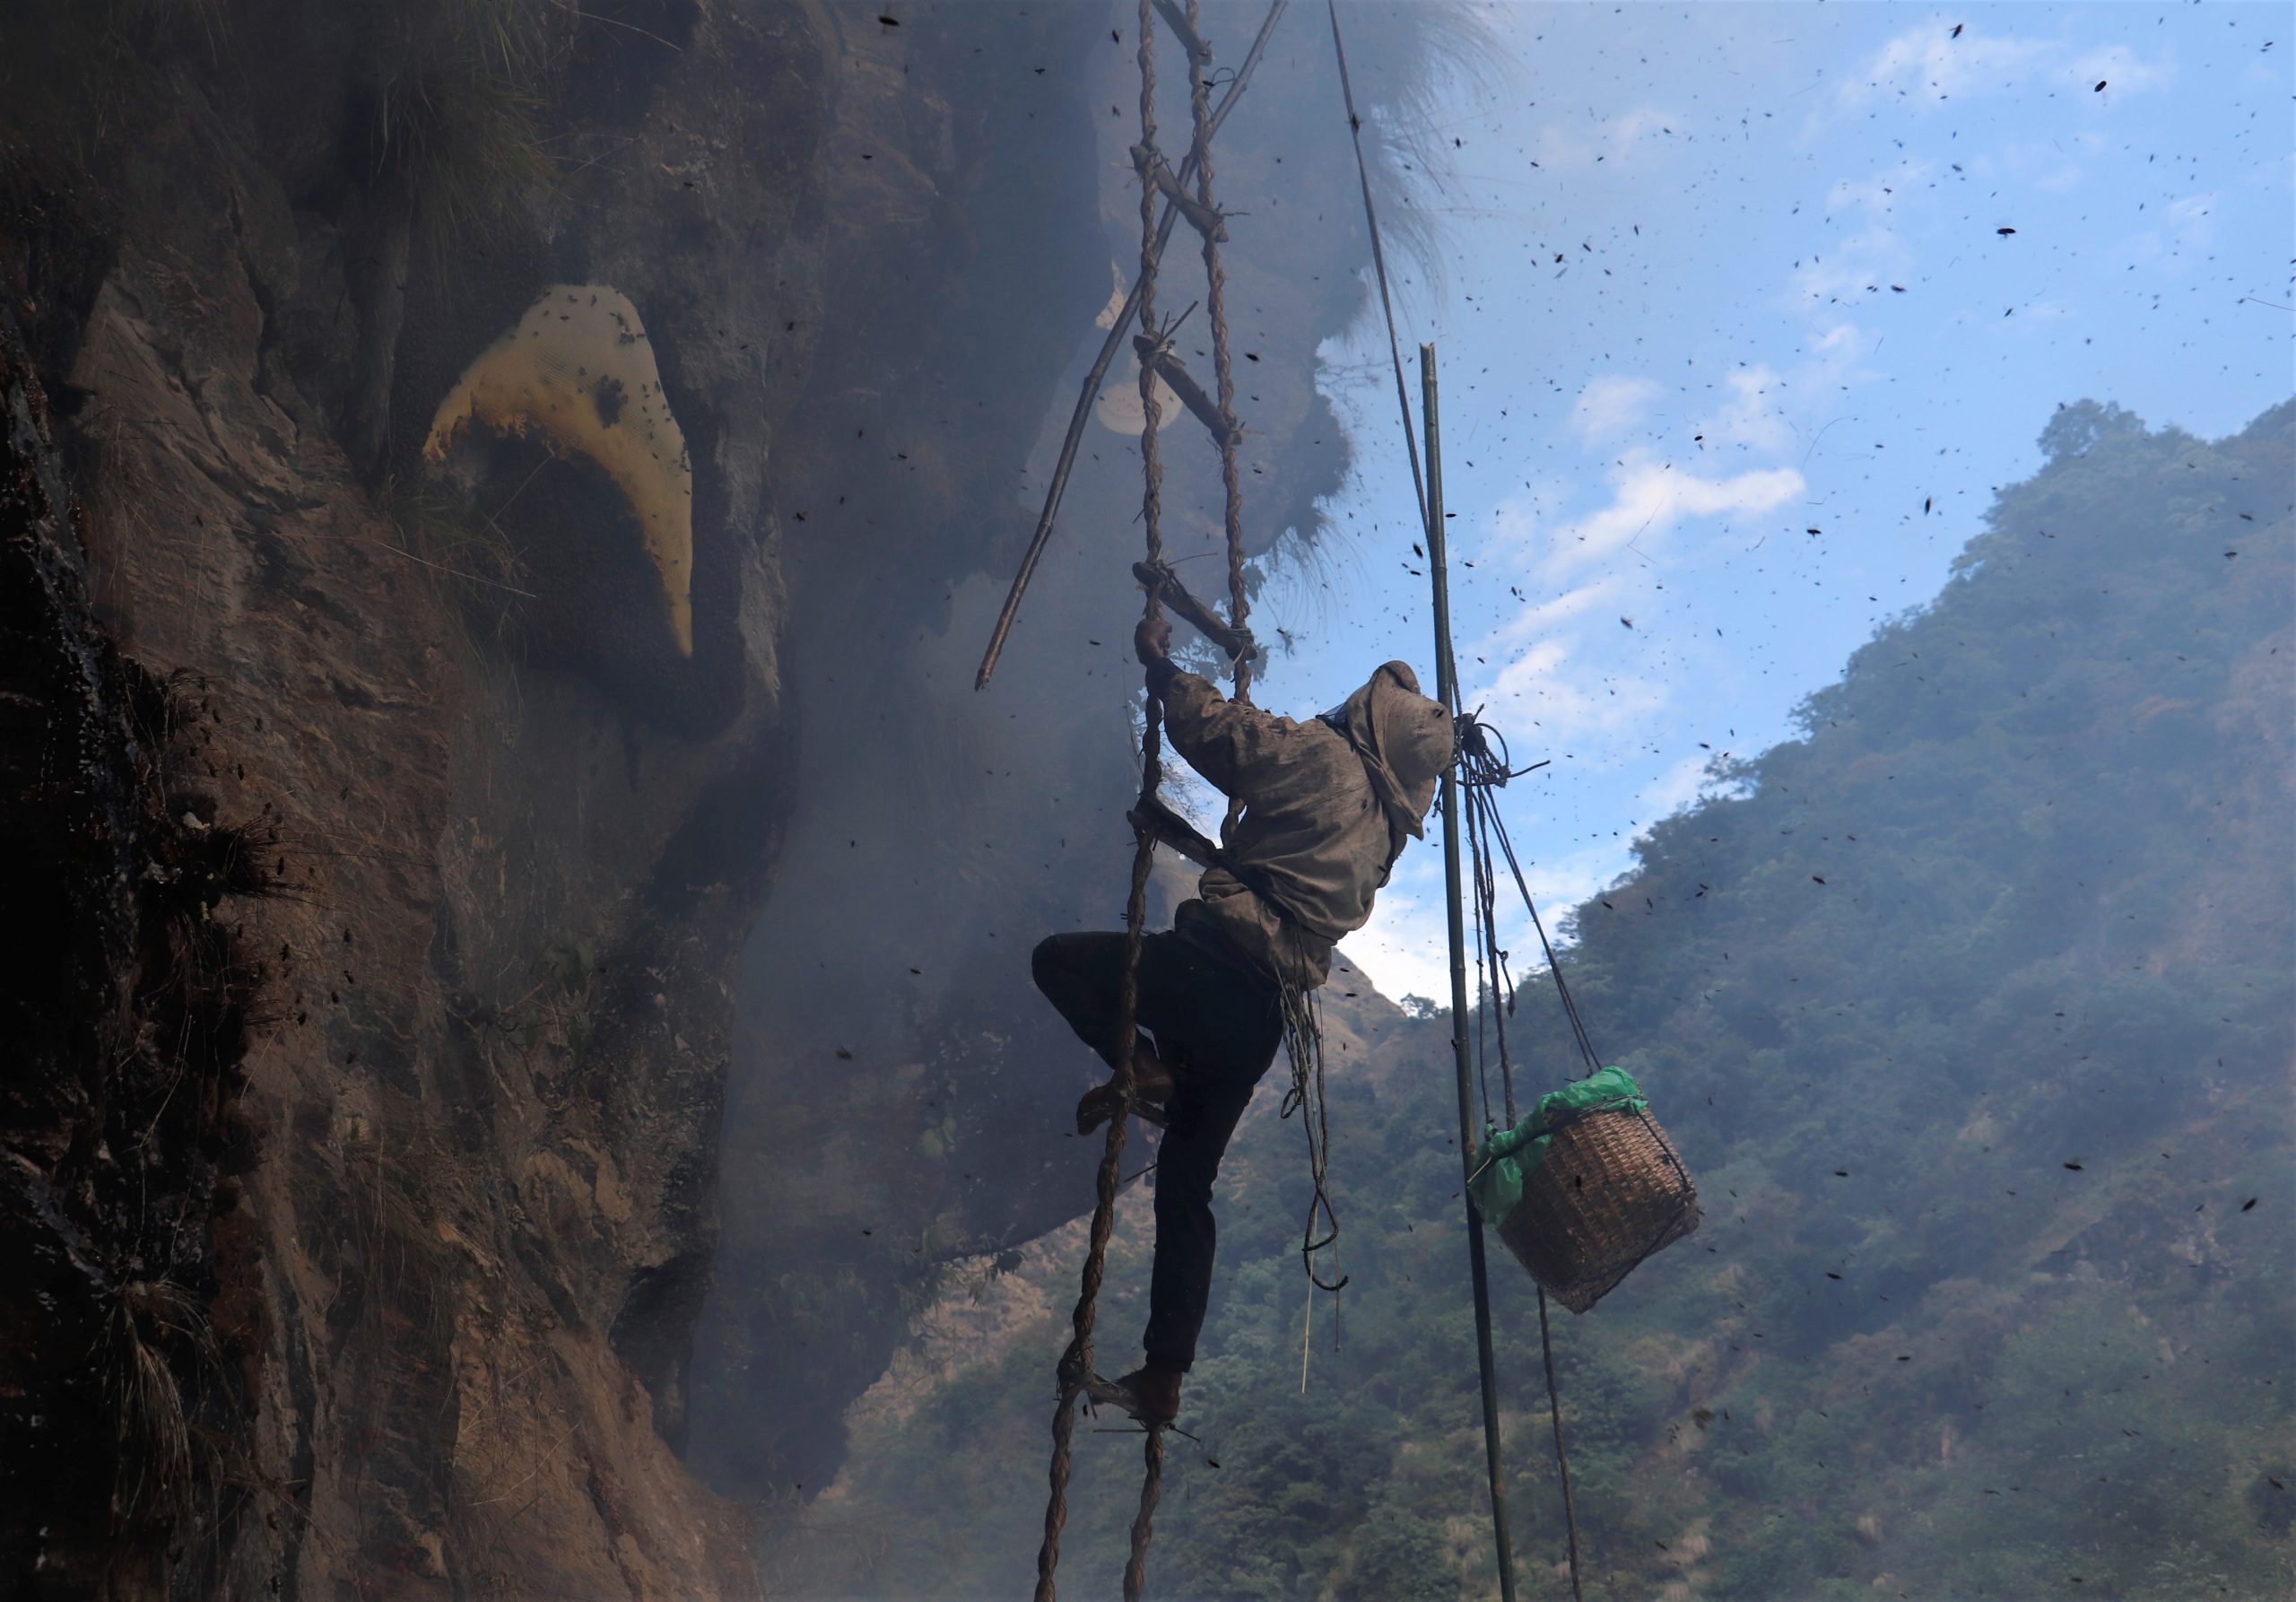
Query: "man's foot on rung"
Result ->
[[1074, 1079, 1168, 1136], [1083, 1365, 1182, 1426]]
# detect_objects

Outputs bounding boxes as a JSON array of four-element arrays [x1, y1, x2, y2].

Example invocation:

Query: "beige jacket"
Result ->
[[1152, 658, 1453, 991]]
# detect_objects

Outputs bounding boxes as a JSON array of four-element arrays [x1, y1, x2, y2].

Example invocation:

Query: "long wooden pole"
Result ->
[[1422, 343, 1518, 1602], [974, 0, 1290, 692]]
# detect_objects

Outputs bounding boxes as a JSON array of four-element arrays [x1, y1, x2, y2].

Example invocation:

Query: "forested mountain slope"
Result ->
[[805, 397, 2294, 1600]]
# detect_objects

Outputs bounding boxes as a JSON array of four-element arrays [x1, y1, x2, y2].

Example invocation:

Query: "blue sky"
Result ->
[[1222, 0, 2296, 1004]]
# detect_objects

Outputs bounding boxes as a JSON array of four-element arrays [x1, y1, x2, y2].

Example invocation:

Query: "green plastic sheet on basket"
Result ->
[[1466, 1066, 1648, 1229]]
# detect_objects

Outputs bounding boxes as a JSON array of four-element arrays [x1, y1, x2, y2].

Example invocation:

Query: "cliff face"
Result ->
[[0, 0, 1472, 1588], [0, 1, 1108, 1593], [0, 307, 279, 1602]]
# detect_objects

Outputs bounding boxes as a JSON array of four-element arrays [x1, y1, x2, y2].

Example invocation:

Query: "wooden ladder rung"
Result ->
[[1131, 144, 1228, 242], [1126, 796, 1222, 869], [1133, 337, 1239, 448], [1131, 559, 1256, 663]]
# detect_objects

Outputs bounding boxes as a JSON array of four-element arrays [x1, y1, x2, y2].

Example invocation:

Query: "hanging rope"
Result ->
[[1185, 0, 1252, 714], [1216, 0, 1353, 1317], [1458, 714, 1557, 1124], [1335, 16, 1539, 1573], [1277, 980, 1348, 1294], [1327, 4, 1590, 1580], [1460, 720, 1696, 1598], [1537, 1286, 1587, 1602], [1032, 9, 1169, 1596], [1457, 714, 1590, 1601], [1033, 4, 1274, 1596], [1325, 0, 1431, 544], [1457, 712, 1598, 1078], [1468, 791, 1520, 1126], [1462, 727, 1700, 1452], [1123, 1424, 1165, 1601]]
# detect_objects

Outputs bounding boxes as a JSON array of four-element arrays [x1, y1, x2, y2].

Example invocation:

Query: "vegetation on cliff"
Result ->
[[0, 315, 274, 1598]]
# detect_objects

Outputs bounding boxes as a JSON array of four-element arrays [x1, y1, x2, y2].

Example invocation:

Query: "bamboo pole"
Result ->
[[1422, 342, 1519, 1602]]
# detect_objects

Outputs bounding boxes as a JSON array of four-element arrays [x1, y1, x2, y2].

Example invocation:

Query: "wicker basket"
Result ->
[[1493, 1103, 1700, 1314]]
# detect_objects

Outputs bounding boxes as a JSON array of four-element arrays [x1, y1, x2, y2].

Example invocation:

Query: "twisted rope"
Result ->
[[1124, 1424, 1166, 1600], [1457, 721, 1603, 1602], [1466, 785, 1521, 1126], [1037, 1, 1287, 1591], [1036, 6, 1174, 1598], [1184, 0, 1250, 711], [1109, 11, 1173, 1594], [1325, 0, 1431, 544], [1278, 981, 1348, 1294], [1537, 1286, 1586, 1602]]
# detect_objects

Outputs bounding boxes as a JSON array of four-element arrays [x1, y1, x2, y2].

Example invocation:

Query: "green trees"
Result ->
[[827, 400, 2293, 1598]]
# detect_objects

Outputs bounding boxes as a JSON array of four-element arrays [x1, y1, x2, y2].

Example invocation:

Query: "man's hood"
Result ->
[[1323, 660, 1452, 841]]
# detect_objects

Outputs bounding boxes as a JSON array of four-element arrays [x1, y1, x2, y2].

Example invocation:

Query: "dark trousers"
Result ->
[[1031, 930, 1284, 1373]]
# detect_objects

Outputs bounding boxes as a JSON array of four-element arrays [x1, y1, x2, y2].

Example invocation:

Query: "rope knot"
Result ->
[[1056, 1345, 1094, 1393]]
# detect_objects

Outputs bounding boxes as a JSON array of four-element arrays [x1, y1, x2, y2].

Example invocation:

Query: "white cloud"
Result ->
[[1345, 832, 1635, 1002], [1540, 454, 1805, 577], [1527, 106, 1683, 172], [1693, 326, 1876, 462], [1462, 447, 1800, 748], [1496, 574, 1626, 638], [2068, 43, 2171, 97], [1570, 374, 1665, 446], [1700, 365, 1796, 453], [1522, 835, 1635, 919], [1824, 159, 1936, 218], [1482, 836, 1639, 973], [2032, 159, 2086, 195], [1795, 147, 1967, 339], [1837, 22, 2170, 115], [1844, 25, 2053, 109], [1483, 637, 1671, 739], [1635, 754, 1713, 824], [2114, 190, 2222, 281], [1350, 749, 1746, 1001], [1791, 231, 1917, 309], [1339, 882, 1451, 1006]]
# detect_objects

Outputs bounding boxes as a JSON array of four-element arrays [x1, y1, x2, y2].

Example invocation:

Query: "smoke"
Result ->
[[685, 0, 1485, 1514]]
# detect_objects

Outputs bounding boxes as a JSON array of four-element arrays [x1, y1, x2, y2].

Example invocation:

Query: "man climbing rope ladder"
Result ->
[[1031, 613, 1454, 1426]]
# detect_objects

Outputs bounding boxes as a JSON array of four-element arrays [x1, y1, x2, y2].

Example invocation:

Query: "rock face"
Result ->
[[1, 0, 1471, 1589], [0, 308, 274, 1602], [0, 1, 1109, 1593]]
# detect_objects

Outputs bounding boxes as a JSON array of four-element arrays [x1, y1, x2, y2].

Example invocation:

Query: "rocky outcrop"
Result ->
[[0, 305, 274, 1601], [0, 0, 1474, 1588], [0, 0, 1110, 1593]]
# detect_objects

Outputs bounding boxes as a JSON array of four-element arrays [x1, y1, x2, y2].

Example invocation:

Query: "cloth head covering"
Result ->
[[1321, 660, 1452, 844]]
